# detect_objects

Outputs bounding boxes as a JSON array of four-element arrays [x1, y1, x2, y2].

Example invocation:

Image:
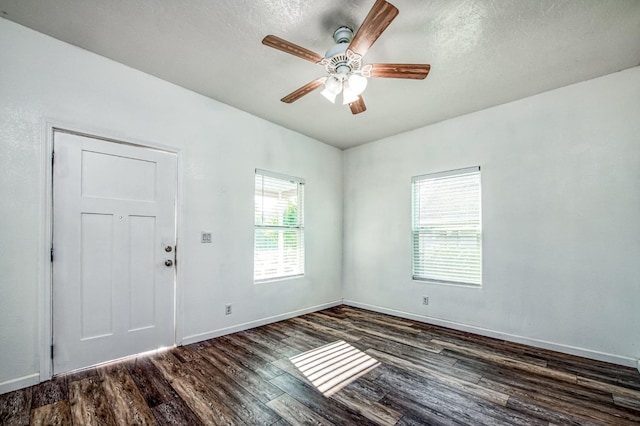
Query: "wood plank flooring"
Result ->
[[2, 305, 640, 425]]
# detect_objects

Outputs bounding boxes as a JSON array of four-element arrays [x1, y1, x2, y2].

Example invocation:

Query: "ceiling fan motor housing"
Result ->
[[322, 27, 369, 78]]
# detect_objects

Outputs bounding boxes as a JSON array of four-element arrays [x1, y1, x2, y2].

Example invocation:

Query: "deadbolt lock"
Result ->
[[165, 259, 173, 267], [165, 245, 173, 252]]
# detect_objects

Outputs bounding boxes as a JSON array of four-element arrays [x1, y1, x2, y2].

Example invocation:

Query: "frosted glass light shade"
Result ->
[[324, 76, 342, 94], [321, 88, 338, 103], [348, 74, 368, 95], [321, 76, 343, 103], [342, 85, 359, 104]]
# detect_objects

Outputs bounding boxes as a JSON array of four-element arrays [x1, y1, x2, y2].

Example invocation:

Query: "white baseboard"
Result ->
[[181, 299, 343, 346], [0, 373, 40, 395], [343, 300, 638, 368]]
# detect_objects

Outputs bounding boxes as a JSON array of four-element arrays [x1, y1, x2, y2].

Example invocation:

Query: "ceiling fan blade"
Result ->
[[349, 96, 367, 115], [262, 35, 324, 64], [369, 63, 431, 79], [348, 0, 399, 57], [281, 79, 324, 103]]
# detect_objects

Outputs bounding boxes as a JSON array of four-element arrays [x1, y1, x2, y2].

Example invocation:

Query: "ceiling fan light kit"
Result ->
[[262, 0, 431, 114]]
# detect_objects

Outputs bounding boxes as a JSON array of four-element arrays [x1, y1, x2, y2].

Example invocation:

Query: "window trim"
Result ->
[[256, 168, 305, 185], [411, 166, 482, 286]]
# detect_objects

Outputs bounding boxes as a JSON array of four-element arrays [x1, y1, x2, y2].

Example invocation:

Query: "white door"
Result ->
[[52, 130, 177, 374]]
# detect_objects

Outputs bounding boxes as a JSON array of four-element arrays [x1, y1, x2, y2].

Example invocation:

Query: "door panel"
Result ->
[[128, 215, 157, 331], [81, 150, 157, 201], [52, 131, 177, 374], [80, 212, 114, 339]]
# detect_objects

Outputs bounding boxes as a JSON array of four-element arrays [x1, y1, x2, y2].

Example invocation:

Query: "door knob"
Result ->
[[165, 245, 173, 252], [165, 259, 173, 267]]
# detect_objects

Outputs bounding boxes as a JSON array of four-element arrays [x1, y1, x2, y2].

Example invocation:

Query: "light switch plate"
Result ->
[[201, 232, 212, 243]]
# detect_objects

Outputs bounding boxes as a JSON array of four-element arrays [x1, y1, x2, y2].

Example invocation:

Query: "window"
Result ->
[[254, 169, 305, 282], [412, 166, 481, 285]]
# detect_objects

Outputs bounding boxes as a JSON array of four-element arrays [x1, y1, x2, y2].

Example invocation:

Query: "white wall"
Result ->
[[0, 19, 343, 393], [343, 67, 640, 366]]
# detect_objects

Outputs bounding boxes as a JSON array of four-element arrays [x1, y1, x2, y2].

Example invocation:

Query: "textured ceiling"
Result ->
[[1, 0, 639, 149]]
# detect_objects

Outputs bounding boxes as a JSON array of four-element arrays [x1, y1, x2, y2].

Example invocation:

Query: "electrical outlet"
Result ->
[[422, 296, 429, 306], [201, 232, 212, 243], [225, 304, 232, 315]]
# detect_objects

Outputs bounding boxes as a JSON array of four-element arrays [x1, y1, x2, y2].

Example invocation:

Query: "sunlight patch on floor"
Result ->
[[289, 340, 380, 397]]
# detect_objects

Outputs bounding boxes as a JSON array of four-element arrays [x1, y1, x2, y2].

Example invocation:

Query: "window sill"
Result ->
[[412, 277, 482, 288], [254, 274, 304, 285]]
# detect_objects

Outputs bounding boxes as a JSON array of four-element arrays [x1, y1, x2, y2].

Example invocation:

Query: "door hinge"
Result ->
[[173, 244, 177, 267], [51, 151, 55, 166], [50, 345, 54, 359], [50, 246, 54, 262]]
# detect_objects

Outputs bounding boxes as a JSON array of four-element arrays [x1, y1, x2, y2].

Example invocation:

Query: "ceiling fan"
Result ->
[[262, 0, 431, 115]]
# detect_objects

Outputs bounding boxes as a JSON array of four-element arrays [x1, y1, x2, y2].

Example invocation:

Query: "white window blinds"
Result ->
[[412, 166, 482, 285], [254, 169, 305, 282]]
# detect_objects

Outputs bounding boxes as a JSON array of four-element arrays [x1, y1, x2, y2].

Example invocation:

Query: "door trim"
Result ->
[[41, 120, 182, 382]]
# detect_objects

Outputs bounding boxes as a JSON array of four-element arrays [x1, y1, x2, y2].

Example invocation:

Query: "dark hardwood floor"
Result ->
[[2, 305, 640, 425]]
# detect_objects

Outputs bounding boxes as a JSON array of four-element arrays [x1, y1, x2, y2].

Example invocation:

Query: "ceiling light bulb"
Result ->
[[342, 84, 359, 105], [348, 74, 368, 95]]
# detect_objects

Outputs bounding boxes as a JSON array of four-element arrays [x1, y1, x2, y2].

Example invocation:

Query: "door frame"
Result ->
[[40, 120, 183, 382]]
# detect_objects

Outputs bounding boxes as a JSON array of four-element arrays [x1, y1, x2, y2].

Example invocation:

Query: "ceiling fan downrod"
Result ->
[[332, 26, 353, 44]]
